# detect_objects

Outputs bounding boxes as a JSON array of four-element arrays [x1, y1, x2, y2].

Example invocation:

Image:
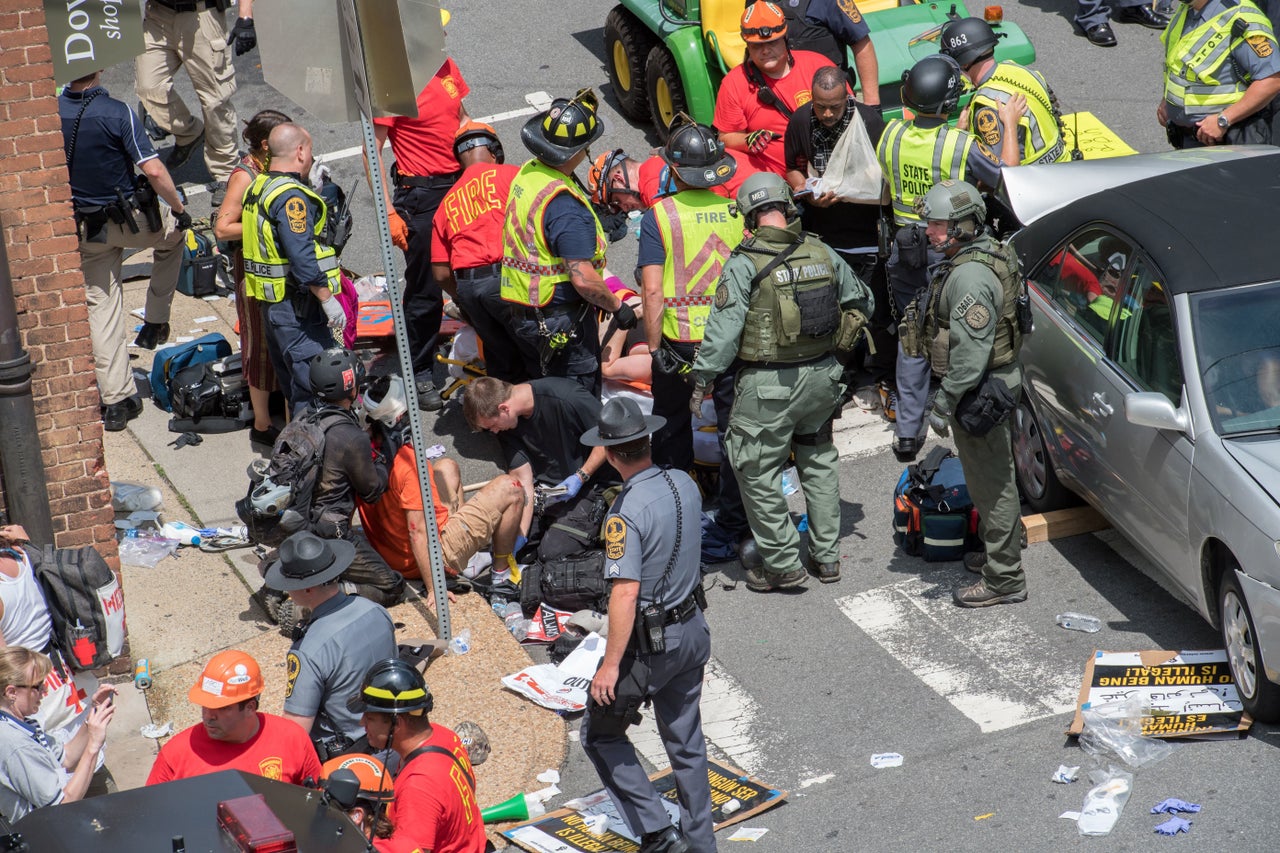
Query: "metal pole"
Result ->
[[359, 115, 452, 641], [0, 219, 54, 545]]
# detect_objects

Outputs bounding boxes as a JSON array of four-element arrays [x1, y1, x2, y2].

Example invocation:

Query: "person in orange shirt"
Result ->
[[430, 123, 524, 383], [146, 651, 321, 786], [714, 1, 838, 176], [356, 376, 527, 589]]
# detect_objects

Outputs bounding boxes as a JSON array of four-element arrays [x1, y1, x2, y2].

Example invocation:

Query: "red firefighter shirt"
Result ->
[[145, 713, 322, 786], [430, 162, 519, 270], [374, 58, 470, 177], [376, 725, 485, 853]]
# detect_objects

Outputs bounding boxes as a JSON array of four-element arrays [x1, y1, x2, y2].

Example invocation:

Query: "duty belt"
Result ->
[[454, 261, 502, 281], [663, 589, 704, 626]]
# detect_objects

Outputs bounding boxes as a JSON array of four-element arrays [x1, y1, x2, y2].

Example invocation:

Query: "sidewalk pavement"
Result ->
[[99, 250, 565, 834]]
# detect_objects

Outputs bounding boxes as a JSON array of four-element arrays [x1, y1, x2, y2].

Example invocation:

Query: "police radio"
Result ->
[[638, 603, 666, 655]]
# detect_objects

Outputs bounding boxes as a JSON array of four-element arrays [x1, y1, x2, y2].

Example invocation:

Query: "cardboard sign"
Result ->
[[503, 759, 787, 853], [1068, 650, 1253, 738]]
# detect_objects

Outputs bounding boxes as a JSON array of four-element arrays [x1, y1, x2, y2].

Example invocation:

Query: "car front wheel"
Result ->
[[1219, 567, 1280, 723], [1012, 397, 1076, 513]]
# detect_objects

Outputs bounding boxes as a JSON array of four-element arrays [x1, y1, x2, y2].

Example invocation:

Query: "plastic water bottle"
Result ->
[[160, 521, 202, 546], [628, 209, 643, 239], [503, 602, 529, 642], [1056, 612, 1102, 633]]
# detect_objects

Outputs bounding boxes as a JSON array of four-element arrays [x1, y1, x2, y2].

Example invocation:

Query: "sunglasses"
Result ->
[[743, 25, 785, 40]]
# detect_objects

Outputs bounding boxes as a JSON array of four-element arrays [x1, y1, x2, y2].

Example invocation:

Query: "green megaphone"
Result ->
[[481, 792, 546, 823]]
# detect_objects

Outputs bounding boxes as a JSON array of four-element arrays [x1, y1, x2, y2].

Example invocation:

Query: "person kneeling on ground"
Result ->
[[358, 375, 526, 597]]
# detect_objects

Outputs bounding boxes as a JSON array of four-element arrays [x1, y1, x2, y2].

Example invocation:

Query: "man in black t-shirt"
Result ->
[[784, 66, 894, 399], [463, 376, 618, 543]]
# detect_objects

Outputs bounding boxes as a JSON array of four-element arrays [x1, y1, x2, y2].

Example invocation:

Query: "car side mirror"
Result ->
[[1125, 391, 1191, 436]]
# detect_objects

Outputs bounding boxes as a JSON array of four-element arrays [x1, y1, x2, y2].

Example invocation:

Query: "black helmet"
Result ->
[[520, 88, 604, 166], [660, 114, 737, 189], [454, 120, 504, 164], [346, 658, 434, 715], [939, 18, 1004, 68], [901, 54, 965, 116], [308, 347, 364, 403]]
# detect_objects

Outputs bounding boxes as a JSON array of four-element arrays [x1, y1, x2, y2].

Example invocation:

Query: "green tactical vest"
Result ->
[[923, 236, 1022, 376], [736, 225, 839, 364]]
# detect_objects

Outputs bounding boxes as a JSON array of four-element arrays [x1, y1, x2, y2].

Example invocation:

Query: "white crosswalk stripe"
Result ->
[[629, 657, 765, 775], [837, 577, 1080, 732]]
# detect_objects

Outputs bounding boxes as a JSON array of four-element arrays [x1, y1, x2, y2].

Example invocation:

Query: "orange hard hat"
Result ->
[[188, 650, 264, 709], [741, 1, 787, 42], [588, 148, 634, 209], [321, 754, 395, 802]]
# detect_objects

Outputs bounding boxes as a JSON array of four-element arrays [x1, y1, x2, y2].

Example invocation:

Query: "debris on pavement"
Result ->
[[1154, 816, 1193, 836], [141, 722, 173, 739], [727, 828, 769, 841], [1151, 798, 1202, 815], [536, 769, 560, 785], [1052, 764, 1081, 783], [870, 752, 903, 768], [1078, 766, 1133, 837], [973, 812, 995, 821]]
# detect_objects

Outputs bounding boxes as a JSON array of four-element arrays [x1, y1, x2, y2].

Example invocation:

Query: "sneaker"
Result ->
[[101, 395, 143, 432], [133, 321, 170, 350], [250, 424, 281, 447], [963, 551, 985, 574], [166, 129, 205, 170], [416, 379, 444, 412], [209, 180, 227, 210], [745, 566, 808, 592], [953, 580, 1028, 608], [879, 382, 897, 423], [852, 385, 881, 413], [891, 434, 919, 463], [639, 827, 691, 853]]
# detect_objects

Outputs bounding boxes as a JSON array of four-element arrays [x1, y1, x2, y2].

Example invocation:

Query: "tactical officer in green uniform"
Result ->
[[908, 180, 1028, 607], [691, 173, 874, 591]]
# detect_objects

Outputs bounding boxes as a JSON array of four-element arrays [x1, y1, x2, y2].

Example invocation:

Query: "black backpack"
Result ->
[[520, 550, 610, 617], [237, 408, 351, 547], [24, 545, 125, 671], [169, 354, 250, 432]]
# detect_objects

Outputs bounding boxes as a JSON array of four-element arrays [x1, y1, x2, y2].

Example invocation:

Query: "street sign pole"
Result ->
[[359, 114, 452, 642]]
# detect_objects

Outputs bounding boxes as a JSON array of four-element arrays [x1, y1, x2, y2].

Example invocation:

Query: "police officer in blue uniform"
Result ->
[[61, 70, 192, 431], [580, 398, 714, 853], [264, 531, 397, 760], [242, 123, 345, 413]]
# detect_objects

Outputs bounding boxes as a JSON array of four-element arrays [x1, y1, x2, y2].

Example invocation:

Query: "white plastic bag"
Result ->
[[1079, 696, 1178, 768], [1077, 765, 1132, 837], [118, 535, 179, 568], [814, 108, 882, 202]]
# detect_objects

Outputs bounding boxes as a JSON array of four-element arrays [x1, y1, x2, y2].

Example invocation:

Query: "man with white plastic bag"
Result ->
[[784, 66, 893, 409]]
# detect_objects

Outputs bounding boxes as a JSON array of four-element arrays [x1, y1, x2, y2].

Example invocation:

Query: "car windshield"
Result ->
[[1194, 281, 1280, 436]]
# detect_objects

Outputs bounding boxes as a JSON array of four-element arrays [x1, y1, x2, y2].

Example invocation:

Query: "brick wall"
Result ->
[[0, 1, 118, 563]]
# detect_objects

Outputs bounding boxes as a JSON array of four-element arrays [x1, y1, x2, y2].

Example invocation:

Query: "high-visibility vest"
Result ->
[[652, 191, 743, 343], [1162, 0, 1275, 118], [500, 160, 606, 307], [876, 120, 979, 226], [969, 61, 1068, 165], [241, 173, 340, 303]]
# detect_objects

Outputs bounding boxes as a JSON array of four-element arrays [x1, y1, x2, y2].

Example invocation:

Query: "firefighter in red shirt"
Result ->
[[365, 19, 470, 412], [430, 123, 524, 383], [589, 147, 760, 214], [351, 659, 485, 853]]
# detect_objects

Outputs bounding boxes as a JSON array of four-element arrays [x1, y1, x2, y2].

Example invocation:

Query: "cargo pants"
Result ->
[[724, 356, 845, 576]]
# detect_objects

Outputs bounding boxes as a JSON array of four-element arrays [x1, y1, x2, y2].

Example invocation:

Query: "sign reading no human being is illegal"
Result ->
[[45, 0, 145, 85]]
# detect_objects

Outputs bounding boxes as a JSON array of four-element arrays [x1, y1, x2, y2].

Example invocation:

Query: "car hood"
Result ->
[[1223, 437, 1280, 506]]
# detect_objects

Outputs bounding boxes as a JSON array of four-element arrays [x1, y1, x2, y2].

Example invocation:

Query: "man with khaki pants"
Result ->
[[135, 0, 258, 184], [59, 71, 191, 431]]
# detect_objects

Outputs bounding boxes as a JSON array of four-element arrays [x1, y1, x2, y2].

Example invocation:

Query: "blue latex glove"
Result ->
[[1151, 798, 1202, 815], [548, 473, 583, 504], [513, 534, 528, 555], [1154, 816, 1192, 835]]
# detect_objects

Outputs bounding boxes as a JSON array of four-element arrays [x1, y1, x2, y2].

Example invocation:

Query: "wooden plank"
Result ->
[[1021, 506, 1110, 544]]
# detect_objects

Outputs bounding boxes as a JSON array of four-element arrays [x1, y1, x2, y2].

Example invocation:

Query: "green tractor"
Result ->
[[604, 0, 1037, 138]]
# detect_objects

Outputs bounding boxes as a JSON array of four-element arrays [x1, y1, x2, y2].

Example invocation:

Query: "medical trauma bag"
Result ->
[[177, 229, 219, 297], [892, 446, 981, 561]]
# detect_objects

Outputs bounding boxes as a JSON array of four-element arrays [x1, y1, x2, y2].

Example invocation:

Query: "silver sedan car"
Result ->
[[1000, 147, 1280, 722]]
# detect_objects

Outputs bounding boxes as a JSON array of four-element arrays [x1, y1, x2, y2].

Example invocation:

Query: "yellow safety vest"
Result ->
[[876, 121, 979, 226], [652, 191, 743, 343], [500, 160, 606, 307], [1162, 0, 1275, 117], [241, 173, 340, 303], [969, 61, 1068, 165]]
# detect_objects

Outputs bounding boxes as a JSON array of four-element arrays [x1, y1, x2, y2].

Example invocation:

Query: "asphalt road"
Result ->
[[97, 1, 1280, 849]]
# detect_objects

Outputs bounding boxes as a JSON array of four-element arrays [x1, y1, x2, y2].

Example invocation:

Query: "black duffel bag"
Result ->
[[520, 550, 609, 617]]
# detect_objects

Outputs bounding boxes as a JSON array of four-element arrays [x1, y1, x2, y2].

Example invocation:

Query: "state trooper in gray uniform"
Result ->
[[264, 531, 397, 760], [579, 398, 714, 853]]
